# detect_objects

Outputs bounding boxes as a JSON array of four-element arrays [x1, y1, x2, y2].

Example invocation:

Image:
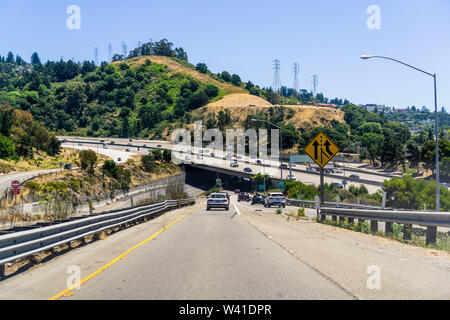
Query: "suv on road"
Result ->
[[206, 193, 230, 211], [238, 192, 250, 202], [264, 193, 286, 208], [251, 194, 265, 205]]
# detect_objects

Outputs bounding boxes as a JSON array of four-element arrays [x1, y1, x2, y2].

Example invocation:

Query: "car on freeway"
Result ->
[[230, 161, 239, 167], [441, 182, 449, 189], [287, 174, 296, 181], [110, 141, 115, 144], [349, 174, 360, 179], [118, 158, 122, 162], [127, 143, 132, 146], [334, 168, 343, 174], [331, 182, 344, 189], [157, 144, 162, 148], [234, 189, 241, 194], [62, 139, 67, 143], [103, 144, 108, 149], [63, 163, 72, 170], [236, 155, 242, 159], [210, 153, 215, 157], [256, 159, 262, 164], [78, 143, 83, 146], [251, 194, 265, 205], [100, 140, 105, 143], [264, 193, 286, 208], [244, 167, 252, 173], [206, 193, 229, 211], [280, 163, 288, 169], [143, 144, 147, 147], [129, 139, 133, 142], [125, 149, 130, 152], [238, 192, 250, 202]]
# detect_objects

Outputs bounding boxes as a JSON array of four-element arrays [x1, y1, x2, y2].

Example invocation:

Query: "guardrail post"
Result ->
[[370, 220, 378, 232], [402, 224, 412, 240], [385, 222, 393, 234], [426, 226, 437, 245], [0, 264, 5, 279]]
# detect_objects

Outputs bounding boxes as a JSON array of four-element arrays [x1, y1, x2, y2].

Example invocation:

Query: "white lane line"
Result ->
[[234, 204, 242, 216]]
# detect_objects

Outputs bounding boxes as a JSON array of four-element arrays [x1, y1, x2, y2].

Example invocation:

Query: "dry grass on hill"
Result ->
[[117, 55, 245, 94]]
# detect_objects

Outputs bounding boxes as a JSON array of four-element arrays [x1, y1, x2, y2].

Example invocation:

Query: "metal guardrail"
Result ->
[[286, 199, 381, 210], [286, 199, 449, 244], [0, 198, 194, 275], [319, 207, 450, 245], [320, 207, 450, 228]]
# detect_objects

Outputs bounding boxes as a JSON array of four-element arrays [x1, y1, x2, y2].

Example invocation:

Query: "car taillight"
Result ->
[[282, 197, 285, 199]]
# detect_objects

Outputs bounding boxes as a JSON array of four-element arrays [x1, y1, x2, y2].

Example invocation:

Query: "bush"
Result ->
[[163, 149, 172, 162], [141, 153, 156, 171], [101, 160, 117, 177], [151, 149, 163, 161], [79, 149, 97, 173]]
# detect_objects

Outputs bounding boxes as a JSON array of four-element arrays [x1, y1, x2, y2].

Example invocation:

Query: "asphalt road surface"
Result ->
[[1, 195, 449, 300], [0, 199, 352, 300]]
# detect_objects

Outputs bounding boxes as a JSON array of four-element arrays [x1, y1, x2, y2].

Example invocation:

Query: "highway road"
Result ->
[[0, 194, 448, 300], [59, 137, 387, 193]]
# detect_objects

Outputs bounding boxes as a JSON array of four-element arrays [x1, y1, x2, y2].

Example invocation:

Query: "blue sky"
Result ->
[[1, 0, 449, 111]]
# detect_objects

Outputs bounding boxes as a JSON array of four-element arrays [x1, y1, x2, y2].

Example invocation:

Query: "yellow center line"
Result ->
[[49, 204, 203, 300]]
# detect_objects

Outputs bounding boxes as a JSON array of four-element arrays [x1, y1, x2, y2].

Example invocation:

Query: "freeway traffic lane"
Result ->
[[57, 201, 352, 300]]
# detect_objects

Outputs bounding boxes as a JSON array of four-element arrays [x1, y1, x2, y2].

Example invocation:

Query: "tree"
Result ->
[[101, 160, 117, 177], [196, 63, 208, 74], [151, 149, 163, 161], [141, 153, 156, 171], [230, 74, 241, 86], [406, 140, 420, 169], [204, 84, 219, 98], [31, 52, 41, 66], [79, 149, 97, 173], [0, 134, 15, 158], [163, 149, 172, 162], [221, 71, 231, 82]]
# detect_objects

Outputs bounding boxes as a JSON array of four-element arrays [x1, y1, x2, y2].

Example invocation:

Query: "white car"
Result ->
[[206, 193, 230, 211], [264, 193, 286, 208], [287, 174, 296, 181], [230, 161, 239, 167]]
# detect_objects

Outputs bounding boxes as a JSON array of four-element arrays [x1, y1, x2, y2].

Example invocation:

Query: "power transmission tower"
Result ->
[[272, 59, 281, 93], [122, 41, 127, 57], [293, 63, 300, 92], [108, 43, 112, 62], [311, 75, 318, 96], [94, 47, 98, 65]]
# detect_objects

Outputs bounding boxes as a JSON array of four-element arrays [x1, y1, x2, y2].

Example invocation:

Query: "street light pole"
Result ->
[[251, 119, 283, 182], [361, 55, 440, 212]]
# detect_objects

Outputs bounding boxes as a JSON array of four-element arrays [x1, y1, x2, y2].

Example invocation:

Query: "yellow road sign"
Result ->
[[304, 132, 340, 168]]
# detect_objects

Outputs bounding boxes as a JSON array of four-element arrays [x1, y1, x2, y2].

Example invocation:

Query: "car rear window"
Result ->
[[210, 194, 225, 198], [271, 193, 284, 197]]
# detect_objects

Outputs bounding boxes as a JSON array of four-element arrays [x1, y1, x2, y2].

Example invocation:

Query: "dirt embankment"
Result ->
[[191, 93, 345, 131]]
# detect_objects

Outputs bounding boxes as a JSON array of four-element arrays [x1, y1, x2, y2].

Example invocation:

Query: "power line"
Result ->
[[272, 59, 281, 93]]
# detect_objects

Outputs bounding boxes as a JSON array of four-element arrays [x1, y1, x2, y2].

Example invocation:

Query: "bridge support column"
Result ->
[[385, 222, 393, 234], [370, 220, 378, 232], [426, 226, 437, 245], [347, 218, 354, 225], [331, 215, 337, 222]]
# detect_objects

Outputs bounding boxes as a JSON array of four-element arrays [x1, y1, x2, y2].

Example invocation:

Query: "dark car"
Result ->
[[251, 194, 265, 205], [280, 163, 288, 169], [244, 167, 252, 173], [331, 182, 344, 189], [238, 192, 250, 202], [349, 174, 360, 179], [234, 189, 241, 194], [63, 163, 72, 170]]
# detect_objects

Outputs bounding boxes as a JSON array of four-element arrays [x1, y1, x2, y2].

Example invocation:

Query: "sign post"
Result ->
[[304, 132, 340, 208]]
